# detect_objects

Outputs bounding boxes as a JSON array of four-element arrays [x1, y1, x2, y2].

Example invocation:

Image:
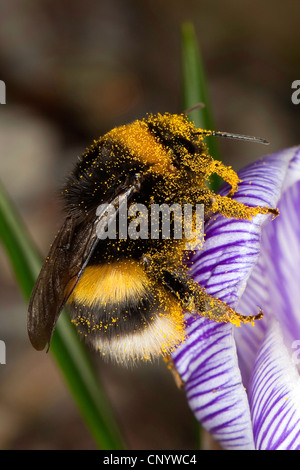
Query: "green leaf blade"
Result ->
[[181, 22, 222, 191], [0, 182, 125, 450]]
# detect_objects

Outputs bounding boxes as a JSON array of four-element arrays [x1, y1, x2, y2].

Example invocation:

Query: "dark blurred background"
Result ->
[[0, 0, 299, 450]]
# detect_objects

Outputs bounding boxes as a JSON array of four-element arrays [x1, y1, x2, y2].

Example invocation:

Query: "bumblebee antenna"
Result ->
[[183, 102, 205, 115], [195, 130, 269, 145]]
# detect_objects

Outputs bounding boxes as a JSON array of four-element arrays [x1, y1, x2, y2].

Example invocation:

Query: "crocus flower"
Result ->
[[172, 146, 300, 450]]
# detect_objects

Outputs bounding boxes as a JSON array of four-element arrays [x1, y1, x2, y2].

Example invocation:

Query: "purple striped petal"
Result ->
[[192, 148, 295, 307], [235, 148, 300, 385], [172, 318, 255, 449], [249, 320, 300, 449], [173, 147, 300, 449], [258, 180, 300, 343], [233, 258, 268, 387]]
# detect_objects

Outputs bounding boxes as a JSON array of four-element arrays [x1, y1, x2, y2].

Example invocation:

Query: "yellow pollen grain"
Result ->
[[106, 121, 172, 175]]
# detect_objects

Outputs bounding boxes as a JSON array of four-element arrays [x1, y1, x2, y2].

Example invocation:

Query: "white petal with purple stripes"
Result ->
[[173, 147, 300, 449], [191, 148, 295, 308], [173, 317, 255, 449], [249, 320, 300, 449], [235, 148, 300, 385]]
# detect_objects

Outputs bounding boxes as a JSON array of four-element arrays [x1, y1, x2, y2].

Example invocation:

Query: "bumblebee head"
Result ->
[[145, 112, 211, 173]]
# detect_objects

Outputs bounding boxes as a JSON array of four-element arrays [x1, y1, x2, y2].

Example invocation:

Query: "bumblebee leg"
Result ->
[[158, 268, 263, 327], [200, 159, 278, 216], [194, 187, 278, 220], [207, 160, 241, 196], [210, 194, 279, 220], [163, 354, 185, 388], [188, 282, 263, 326]]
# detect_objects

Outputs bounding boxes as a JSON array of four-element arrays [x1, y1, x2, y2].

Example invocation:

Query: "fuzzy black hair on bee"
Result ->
[[28, 112, 278, 364]]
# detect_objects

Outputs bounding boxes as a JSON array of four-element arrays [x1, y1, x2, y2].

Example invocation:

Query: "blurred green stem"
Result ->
[[0, 182, 125, 450], [181, 22, 222, 191]]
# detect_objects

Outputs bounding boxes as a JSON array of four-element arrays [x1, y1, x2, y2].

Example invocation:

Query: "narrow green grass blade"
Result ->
[[0, 182, 125, 450], [181, 22, 222, 190]]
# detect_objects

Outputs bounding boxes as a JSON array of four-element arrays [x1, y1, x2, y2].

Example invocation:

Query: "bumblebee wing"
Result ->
[[28, 174, 143, 351], [28, 213, 100, 351]]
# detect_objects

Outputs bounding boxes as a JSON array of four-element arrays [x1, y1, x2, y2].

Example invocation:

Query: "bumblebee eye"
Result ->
[[147, 122, 171, 144], [147, 122, 199, 169], [176, 137, 197, 155]]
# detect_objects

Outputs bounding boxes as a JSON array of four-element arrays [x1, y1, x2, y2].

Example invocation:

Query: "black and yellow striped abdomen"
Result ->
[[67, 259, 186, 362]]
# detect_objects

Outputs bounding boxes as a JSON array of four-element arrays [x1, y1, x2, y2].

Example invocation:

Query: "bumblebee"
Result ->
[[28, 112, 278, 363]]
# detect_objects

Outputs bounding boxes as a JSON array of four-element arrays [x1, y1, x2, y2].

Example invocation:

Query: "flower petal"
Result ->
[[235, 147, 300, 383], [249, 320, 300, 449], [191, 147, 296, 308], [258, 180, 300, 343], [233, 258, 268, 387], [173, 147, 300, 449], [172, 317, 255, 449]]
